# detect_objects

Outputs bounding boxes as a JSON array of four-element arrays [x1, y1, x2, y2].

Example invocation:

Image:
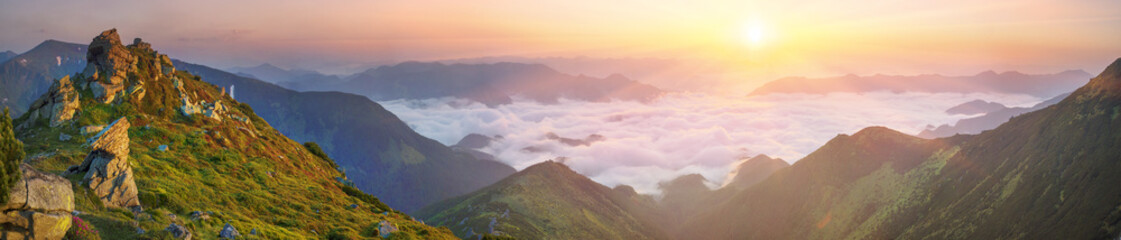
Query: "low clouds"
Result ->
[[379, 92, 1042, 194]]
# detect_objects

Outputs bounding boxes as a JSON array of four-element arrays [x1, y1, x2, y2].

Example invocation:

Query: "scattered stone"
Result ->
[[350, 204, 358, 209], [250, 228, 257, 235], [59, 133, 72, 141], [219, 223, 240, 239], [0, 164, 75, 240], [189, 211, 210, 221], [165, 223, 192, 240], [157, 145, 168, 152], [136, 227, 145, 234], [66, 117, 142, 210], [378, 221, 398, 238]]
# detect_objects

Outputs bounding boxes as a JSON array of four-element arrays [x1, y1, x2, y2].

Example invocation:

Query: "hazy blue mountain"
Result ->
[[325, 61, 664, 106], [0, 50, 17, 63], [0, 40, 87, 116], [749, 70, 1091, 98], [918, 92, 1070, 138]]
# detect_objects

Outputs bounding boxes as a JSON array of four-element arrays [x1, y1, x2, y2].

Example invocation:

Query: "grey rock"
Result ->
[[165, 223, 192, 240], [378, 220, 398, 238], [59, 133, 72, 141], [219, 223, 240, 239]]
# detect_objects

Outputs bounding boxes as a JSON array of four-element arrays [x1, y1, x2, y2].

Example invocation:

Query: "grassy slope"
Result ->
[[15, 41, 456, 239], [683, 58, 1121, 239], [417, 161, 668, 240]]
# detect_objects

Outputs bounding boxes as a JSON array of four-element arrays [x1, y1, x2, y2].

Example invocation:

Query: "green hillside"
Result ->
[[12, 29, 455, 239], [682, 58, 1121, 239], [416, 160, 669, 240], [172, 60, 516, 214]]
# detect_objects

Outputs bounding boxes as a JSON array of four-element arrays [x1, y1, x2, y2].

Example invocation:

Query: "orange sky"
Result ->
[[1, 0, 1119, 91]]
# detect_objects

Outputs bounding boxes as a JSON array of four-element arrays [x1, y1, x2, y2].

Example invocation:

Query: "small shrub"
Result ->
[[0, 108, 23, 204], [65, 215, 102, 240]]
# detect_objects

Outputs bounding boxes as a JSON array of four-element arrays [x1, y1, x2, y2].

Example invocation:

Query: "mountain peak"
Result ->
[[521, 160, 572, 175], [1086, 57, 1121, 93]]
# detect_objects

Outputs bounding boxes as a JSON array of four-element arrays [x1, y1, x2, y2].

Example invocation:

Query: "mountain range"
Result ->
[[237, 61, 665, 106], [682, 58, 1121, 239], [174, 60, 517, 214], [749, 70, 1092, 98]]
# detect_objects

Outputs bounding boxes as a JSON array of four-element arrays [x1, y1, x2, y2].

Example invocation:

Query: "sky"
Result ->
[[2, 0, 1120, 90]]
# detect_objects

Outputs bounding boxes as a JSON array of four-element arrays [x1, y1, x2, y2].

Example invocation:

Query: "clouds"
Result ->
[[379, 92, 1042, 194]]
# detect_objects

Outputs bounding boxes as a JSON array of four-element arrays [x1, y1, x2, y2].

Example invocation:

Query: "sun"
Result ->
[[740, 21, 768, 48]]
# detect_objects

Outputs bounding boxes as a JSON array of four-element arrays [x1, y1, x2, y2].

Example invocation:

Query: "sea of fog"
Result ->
[[378, 92, 1043, 195]]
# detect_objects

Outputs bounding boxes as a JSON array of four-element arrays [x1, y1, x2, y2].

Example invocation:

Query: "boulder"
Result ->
[[378, 220, 398, 238], [67, 117, 141, 210], [19, 76, 80, 129], [165, 223, 192, 240], [218, 223, 239, 239], [0, 165, 74, 240]]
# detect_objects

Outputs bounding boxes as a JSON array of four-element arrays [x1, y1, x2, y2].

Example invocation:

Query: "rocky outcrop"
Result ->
[[66, 117, 141, 210], [19, 76, 80, 129], [83, 29, 136, 104], [0, 165, 75, 240], [173, 77, 225, 121]]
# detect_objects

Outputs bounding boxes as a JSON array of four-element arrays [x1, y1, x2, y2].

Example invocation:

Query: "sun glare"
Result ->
[[741, 21, 767, 48]]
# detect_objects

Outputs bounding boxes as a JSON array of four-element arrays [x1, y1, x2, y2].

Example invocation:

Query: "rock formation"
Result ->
[[66, 117, 141, 210], [83, 29, 137, 104], [0, 164, 75, 240], [19, 76, 80, 129]]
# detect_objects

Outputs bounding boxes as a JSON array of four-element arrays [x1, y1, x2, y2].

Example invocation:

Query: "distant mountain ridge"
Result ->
[[0, 50, 16, 63], [228, 62, 344, 88], [918, 92, 1070, 138], [0, 40, 88, 116], [291, 61, 666, 106], [749, 70, 1091, 98]]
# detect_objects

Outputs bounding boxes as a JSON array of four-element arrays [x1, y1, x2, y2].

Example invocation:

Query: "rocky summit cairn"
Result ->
[[19, 76, 80, 129], [0, 164, 75, 240], [66, 117, 141, 210], [82, 28, 137, 104]]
